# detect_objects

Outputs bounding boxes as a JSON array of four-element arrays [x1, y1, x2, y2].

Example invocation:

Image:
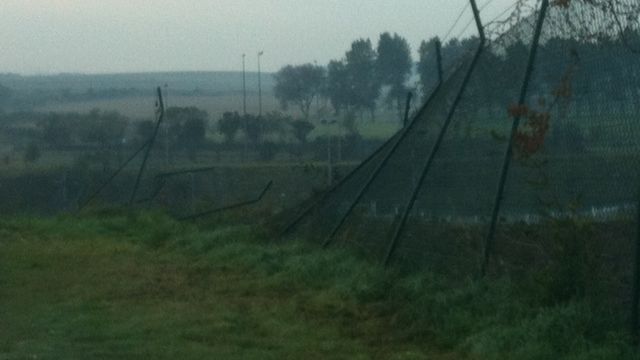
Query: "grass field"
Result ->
[[31, 93, 403, 140], [33, 93, 282, 121], [1, 212, 637, 359], [0, 213, 439, 359]]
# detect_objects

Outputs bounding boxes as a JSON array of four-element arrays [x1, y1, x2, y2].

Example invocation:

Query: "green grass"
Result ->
[[311, 121, 400, 140], [0, 211, 638, 359], [33, 94, 281, 121], [0, 212, 435, 359]]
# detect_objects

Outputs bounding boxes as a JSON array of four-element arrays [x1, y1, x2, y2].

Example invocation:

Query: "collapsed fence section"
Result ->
[[280, 0, 640, 337], [490, 0, 640, 319], [280, 37, 472, 246]]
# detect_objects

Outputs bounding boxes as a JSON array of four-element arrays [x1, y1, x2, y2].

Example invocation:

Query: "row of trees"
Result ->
[[273, 26, 640, 124], [273, 32, 477, 121], [218, 111, 316, 145], [2, 106, 379, 165], [274, 33, 413, 121]]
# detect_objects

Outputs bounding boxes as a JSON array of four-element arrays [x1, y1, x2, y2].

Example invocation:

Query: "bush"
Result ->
[[529, 218, 600, 304], [218, 111, 242, 144], [290, 120, 315, 144]]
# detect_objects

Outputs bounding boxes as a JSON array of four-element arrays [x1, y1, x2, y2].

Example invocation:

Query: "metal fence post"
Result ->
[[178, 180, 273, 221], [190, 172, 196, 213], [403, 92, 413, 128], [78, 138, 152, 211], [481, 0, 550, 277], [436, 39, 443, 84], [383, 2, 486, 266], [322, 67, 449, 248], [279, 132, 399, 237], [61, 172, 68, 207], [632, 190, 640, 341], [280, 52, 448, 240], [129, 87, 165, 205]]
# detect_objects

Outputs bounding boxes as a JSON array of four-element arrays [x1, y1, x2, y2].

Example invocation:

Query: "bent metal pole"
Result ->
[[129, 87, 165, 205], [481, 0, 550, 277], [383, 1, 486, 266]]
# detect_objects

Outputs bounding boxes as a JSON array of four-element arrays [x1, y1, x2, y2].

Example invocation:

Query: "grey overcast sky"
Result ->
[[1, 0, 518, 74]]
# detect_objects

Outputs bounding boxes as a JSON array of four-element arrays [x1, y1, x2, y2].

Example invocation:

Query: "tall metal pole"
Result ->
[[258, 51, 264, 117], [129, 87, 165, 206], [436, 40, 443, 84], [327, 134, 333, 186], [243, 53, 249, 162], [79, 138, 152, 211], [278, 48, 441, 239], [314, 59, 321, 111], [383, 39, 445, 266], [382, 5, 487, 266], [481, 0, 550, 277], [164, 83, 169, 167], [403, 92, 413, 128], [322, 59, 453, 248], [242, 54, 247, 116], [190, 173, 196, 213], [470, 0, 486, 49], [280, 131, 402, 238], [632, 189, 640, 341]]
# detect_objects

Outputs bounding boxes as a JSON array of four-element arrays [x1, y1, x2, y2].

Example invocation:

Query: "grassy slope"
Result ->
[[0, 213, 443, 359], [0, 212, 637, 359]]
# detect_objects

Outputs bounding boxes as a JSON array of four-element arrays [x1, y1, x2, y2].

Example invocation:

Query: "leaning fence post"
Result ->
[[279, 131, 399, 238], [436, 39, 443, 84], [279, 38, 448, 240], [403, 92, 413, 128], [78, 138, 152, 211], [129, 87, 165, 206], [190, 172, 196, 213], [481, 0, 550, 277], [61, 172, 68, 207], [632, 189, 640, 341], [322, 69, 447, 248], [382, 2, 485, 266]]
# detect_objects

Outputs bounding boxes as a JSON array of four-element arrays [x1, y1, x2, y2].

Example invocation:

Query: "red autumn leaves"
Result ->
[[506, 61, 574, 158], [508, 104, 551, 158]]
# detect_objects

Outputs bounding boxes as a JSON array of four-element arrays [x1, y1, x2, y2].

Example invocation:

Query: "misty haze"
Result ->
[[1, 0, 640, 359]]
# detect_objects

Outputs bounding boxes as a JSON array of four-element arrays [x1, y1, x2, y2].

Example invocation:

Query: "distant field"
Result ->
[[32, 94, 402, 140], [312, 121, 401, 140], [33, 93, 283, 121], [0, 71, 275, 94]]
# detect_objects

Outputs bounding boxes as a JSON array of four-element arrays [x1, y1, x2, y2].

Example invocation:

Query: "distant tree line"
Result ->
[[273, 32, 482, 122], [2, 27, 639, 168], [0, 105, 386, 168], [274, 32, 414, 122], [273, 28, 640, 124]]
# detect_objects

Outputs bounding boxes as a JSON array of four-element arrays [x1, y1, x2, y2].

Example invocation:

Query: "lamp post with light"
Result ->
[[242, 54, 247, 116], [257, 51, 264, 117]]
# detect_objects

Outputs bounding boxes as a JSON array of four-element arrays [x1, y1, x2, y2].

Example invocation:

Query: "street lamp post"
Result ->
[[242, 54, 247, 116], [258, 51, 264, 117], [326, 120, 338, 186], [164, 83, 169, 167], [313, 60, 320, 111]]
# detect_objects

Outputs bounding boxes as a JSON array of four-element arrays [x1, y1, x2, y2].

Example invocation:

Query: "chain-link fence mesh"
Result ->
[[492, 0, 640, 312], [280, 0, 640, 331]]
